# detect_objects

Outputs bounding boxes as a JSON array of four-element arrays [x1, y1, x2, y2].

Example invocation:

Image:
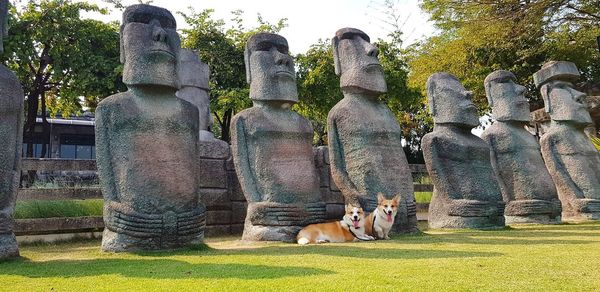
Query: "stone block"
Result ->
[[225, 157, 235, 171], [198, 159, 227, 189], [227, 171, 245, 202], [205, 225, 231, 237], [230, 224, 244, 235], [325, 190, 344, 205], [326, 204, 345, 220], [329, 170, 340, 191], [199, 188, 230, 210], [231, 201, 248, 223], [198, 139, 230, 159], [206, 210, 232, 225]]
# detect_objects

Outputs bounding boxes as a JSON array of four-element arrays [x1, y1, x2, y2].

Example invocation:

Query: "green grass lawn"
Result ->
[[414, 192, 432, 203], [2, 222, 600, 291], [14, 200, 103, 219]]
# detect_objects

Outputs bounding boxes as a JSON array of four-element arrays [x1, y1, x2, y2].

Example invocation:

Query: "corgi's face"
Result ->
[[377, 193, 401, 222], [344, 204, 365, 229]]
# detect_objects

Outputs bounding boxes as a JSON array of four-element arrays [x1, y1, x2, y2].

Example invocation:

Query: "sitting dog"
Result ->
[[297, 204, 375, 244], [365, 193, 401, 239]]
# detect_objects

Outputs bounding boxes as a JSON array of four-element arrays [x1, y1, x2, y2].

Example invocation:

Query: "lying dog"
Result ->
[[297, 204, 375, 244], [365, 193, 401, 239]]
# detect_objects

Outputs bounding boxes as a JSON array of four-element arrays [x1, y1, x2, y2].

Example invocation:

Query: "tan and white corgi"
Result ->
[[365, 193, 401, 239], [297, 204, 375, 244]]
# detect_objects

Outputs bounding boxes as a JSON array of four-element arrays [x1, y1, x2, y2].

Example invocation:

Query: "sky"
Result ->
[[80, 0, 437, 54]]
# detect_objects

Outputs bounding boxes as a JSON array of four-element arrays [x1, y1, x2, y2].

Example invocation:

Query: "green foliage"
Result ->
[[180, 9, 287, 142], [4, 223, 600, 290], [592, 137, 600, 153], [409, 0, 600, 112], [1, 0, 124, 116]]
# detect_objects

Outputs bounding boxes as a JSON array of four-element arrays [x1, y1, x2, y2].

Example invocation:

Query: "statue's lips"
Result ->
[[276, 70, 295, 79], [150, 49, 176, 59], [365, 63, 383, 71]]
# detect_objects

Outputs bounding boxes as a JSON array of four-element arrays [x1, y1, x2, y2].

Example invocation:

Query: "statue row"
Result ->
[[424, 62, 600, 229], [1, 4, 598, 257]]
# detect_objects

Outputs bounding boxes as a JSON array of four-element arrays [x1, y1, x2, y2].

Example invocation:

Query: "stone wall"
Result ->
[[199, 142, 346, 236]]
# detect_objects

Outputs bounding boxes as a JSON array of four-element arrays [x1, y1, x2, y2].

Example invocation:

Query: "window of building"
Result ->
[[60, 135, 95, 159], [22, 134, 49, 158]]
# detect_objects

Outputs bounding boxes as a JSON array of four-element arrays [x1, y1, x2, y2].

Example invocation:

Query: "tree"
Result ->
[[179, 9, 287, 142], [409, 0, 600, 113], [1, 0, 124, 157]]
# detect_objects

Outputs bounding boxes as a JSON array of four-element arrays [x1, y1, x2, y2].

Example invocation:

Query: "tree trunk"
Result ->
[[24, 91, 39, 158], [221, 108, 232, 143], [40, 91, 50, 158]]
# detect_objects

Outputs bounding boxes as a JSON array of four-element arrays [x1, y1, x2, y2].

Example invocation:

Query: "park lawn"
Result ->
[[1, 223, 600, 291]]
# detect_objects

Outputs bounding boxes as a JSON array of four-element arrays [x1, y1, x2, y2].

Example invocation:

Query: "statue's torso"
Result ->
[[236, 107, 320, 203], [543, 125, 600, 199], [97, 92, 199, 213], [0, 65, 24, 194], [484, 123, 557, 201], [424, 127, 501, 201], [329, 97, 412, 196]]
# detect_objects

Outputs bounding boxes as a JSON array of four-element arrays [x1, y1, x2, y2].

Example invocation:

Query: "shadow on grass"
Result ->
[[2, 258, 332, 279]]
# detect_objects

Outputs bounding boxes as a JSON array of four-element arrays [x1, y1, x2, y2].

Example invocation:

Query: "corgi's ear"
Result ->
[[392, 194, 401, 204], [377, 193, 385, 204], [345, 204, 352, 213]]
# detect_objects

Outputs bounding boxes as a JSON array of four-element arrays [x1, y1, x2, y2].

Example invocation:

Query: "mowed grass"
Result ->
[[414, 191, 432, 203], [2, 223, 600, 291]]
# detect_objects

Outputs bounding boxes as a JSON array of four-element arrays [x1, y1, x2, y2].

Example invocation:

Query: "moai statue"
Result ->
[[0, 1, 24, 260], [422, 73, 505, 229], [95, 4, 206, 252], [230, 33, 326, 241], [177, 49, 219, 142], [535, 61, 600, 221], [327, 28, 417, 233], [481, 70, 561, 224]]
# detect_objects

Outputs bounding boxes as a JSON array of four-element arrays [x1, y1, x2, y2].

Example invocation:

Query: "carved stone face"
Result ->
[[245, 33, 298, 104], [0, 0, 8, 54], [542, 80, 592, 125], [333, 28, 387, 95], [427, 73, 479, 128], [485, 71, 529, 122], [120, 5, 180, 88]]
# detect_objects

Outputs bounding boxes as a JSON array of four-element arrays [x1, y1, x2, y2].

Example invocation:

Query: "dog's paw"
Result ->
[[316, 239, 330, 244], [384, 236, 391, 240]]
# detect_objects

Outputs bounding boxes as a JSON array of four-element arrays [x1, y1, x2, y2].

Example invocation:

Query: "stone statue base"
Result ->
[[101, 229, 204, 252], [0, 233, 19, 260], [429, 198, 505, 229], [242, 202, 326, 242], [101, 202, 206, 252], [504, 199, 561, 224], [562, 199, 600, 222]]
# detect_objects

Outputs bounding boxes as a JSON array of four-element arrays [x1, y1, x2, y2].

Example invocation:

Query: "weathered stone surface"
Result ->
[[227, 171, 245, 201], [327, 27, 417, 233], [0, 1, 23, 260], [206, 210, 232, 225], [535, 61, 600, 221], [198, 159, 227, 189], [481, 70, 561, 224], [96, 4, 205, 252], [198, 139, 230, 159], [205, 225, 230, 237], [231, 201, 248, 223], [230, 33, 326, 241], [326, 204, 345, 220], [199, 188, 230, 210], [422, 73, 505, 229]]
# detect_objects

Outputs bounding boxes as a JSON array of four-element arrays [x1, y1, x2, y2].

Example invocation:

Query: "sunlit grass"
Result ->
[[3, 222, 600, 291]]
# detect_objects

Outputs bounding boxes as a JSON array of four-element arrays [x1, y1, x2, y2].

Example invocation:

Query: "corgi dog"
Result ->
[[297, 204, 375, 244], [365, 193, 401, 240]]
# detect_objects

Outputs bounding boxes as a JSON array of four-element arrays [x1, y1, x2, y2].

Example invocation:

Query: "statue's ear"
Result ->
[[540, 84, 552, 113], [244, 45, 252, 84], [332, 36, 341, 76], [485, 83, 493, 108], [119, 24, 126, 63], [428, 95, 437, 116]]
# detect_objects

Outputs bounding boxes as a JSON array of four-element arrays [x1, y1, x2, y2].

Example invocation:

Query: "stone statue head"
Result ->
[[244, 33, 298, 104], [332, 27, 387, 95], [534, 61, 591, 125], [0, 0, 8, 54], [120, 4, 180, 88], [178, 49, 211, 131], [427, 73, 479, 128], [484, 70, 529, 122]]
